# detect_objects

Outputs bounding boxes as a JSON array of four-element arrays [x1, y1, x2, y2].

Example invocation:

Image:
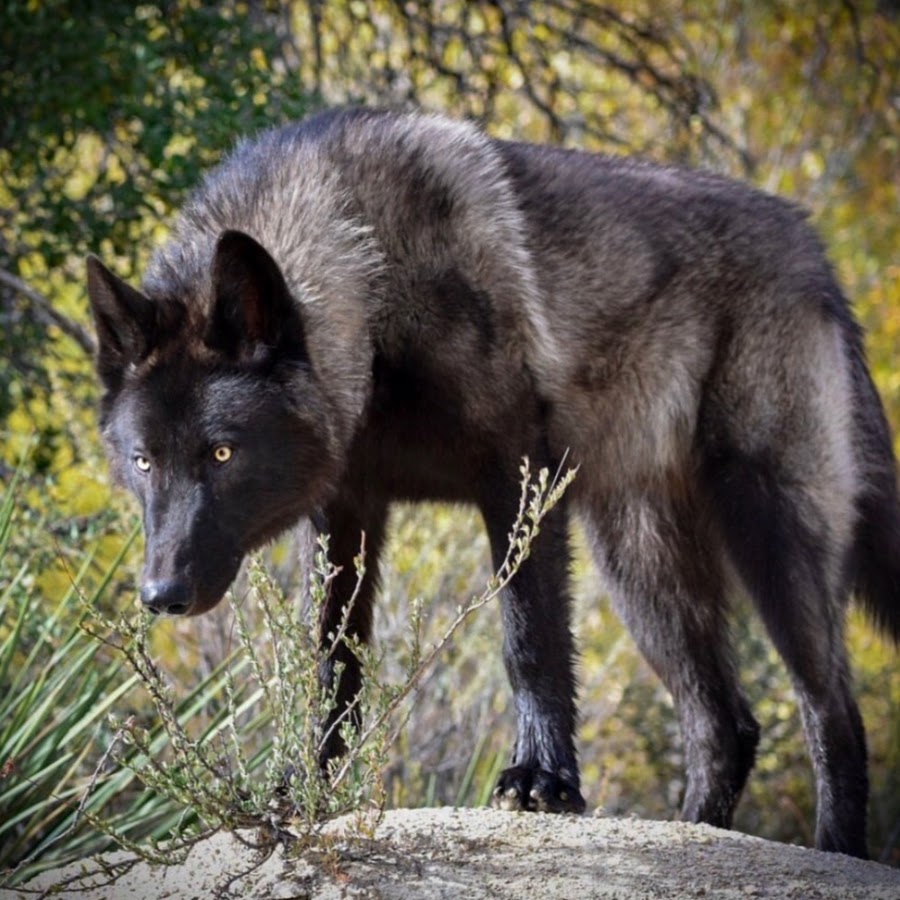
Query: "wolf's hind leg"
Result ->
[[586, 487, 760, 828], [703, 449, 868, 857]]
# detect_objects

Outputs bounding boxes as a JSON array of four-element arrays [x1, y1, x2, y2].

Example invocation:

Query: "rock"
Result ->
[[11, 807, 900, 899]]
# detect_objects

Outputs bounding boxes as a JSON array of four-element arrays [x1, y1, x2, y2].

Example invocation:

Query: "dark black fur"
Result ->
[[86, 108, 900, 856]]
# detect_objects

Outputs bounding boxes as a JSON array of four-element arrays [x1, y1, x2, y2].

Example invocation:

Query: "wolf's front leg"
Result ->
[[313, 500, 387, 772], [479, 477, 585, 814]]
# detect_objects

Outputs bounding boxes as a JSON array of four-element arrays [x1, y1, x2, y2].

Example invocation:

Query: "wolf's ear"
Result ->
[[86, 256, 176, 390], [206, 230, 308, 363]]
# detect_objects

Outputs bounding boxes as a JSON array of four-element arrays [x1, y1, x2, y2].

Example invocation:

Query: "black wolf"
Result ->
[[86, 108, 900, 857]]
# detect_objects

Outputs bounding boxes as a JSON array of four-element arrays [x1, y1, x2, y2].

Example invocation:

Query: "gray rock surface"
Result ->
[[13, 807, 900, 899]]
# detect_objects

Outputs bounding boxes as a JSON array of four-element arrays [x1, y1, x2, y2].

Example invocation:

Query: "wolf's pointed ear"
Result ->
[[206, 230, 308, 364], [86, 255, 173, 390]]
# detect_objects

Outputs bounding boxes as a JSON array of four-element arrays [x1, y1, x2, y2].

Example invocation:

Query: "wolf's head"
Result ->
[[86, 231, 342, 615]]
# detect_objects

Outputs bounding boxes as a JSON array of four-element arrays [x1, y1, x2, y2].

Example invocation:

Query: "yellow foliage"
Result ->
[[250, 46, 268, 71], [49, 464, 111, 518], [800, 150, 824, 180], [62, 133, 103, 201], [164, 133, 197, 160], [34, 560, 75, 605]]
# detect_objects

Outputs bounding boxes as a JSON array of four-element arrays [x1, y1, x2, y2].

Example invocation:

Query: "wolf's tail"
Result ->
[[848, 337, 900, 643]]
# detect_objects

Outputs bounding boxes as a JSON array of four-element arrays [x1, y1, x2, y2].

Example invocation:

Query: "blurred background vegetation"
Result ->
[[1, 0, 899, 879]]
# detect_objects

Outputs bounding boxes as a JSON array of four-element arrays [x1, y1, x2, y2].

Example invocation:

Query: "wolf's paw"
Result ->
[[491, 765, 586, 814]]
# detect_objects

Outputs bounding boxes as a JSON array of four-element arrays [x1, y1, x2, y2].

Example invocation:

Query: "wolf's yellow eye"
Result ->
[[134, 455, 151, 473], [213, 445, 233, 464]]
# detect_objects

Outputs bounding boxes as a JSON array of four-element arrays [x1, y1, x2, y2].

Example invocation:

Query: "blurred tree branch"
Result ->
[[290, 0, 756, 171], [0, 268, 95, 357]]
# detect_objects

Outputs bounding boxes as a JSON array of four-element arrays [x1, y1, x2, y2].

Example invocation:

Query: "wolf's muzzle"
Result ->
[[140, 579, 193, 616]]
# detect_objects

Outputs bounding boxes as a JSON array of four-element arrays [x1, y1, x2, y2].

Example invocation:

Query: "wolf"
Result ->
[[86, 107, 900, 858]]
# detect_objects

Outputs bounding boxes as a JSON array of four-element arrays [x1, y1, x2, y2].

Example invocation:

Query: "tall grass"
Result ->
[[0, 472, 264, 885]]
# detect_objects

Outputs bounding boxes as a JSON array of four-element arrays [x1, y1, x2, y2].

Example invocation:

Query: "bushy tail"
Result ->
[[853, 486, 900, 642], [849, 342, 900, 643]]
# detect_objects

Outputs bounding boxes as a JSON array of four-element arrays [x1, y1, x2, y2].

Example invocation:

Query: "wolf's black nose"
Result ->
[[140, 579, 192, 616]]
